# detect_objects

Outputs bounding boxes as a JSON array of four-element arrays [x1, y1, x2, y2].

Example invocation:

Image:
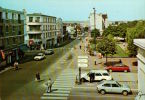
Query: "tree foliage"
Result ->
[[97, 37, 116, 63], [91, 29, 100, 37], [126, 21, 145, 57], [103, 21, 138, 38]]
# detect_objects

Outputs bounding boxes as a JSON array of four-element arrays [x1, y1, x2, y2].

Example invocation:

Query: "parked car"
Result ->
[[34, 53, 45, 61], [80, 70, 112, 82], [97, 80, 131, 96], [44, 49, 54, 55], [105, 64, 130, 72]]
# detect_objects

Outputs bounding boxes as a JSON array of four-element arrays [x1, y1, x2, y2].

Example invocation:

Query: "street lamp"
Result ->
[[93, 8, 96, 29]]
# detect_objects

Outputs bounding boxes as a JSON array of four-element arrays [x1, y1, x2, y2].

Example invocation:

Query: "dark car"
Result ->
[[44, 49, 54, 55], [105, 64, 130, 72]]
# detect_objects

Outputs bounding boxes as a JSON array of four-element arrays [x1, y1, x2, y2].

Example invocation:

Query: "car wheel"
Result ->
[[35, 58, 39, 61], [124, 70, 127, 73], [122, 90, 128, 96], [101, 79, 106, 81], [81, 78, 85, 82], [100, 90, 106, 95], [109, 69, 112, 73]]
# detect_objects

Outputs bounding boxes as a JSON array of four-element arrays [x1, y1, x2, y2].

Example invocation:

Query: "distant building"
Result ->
[[56, 18, 63, 45], [62, 23, 69, 40], [66, 24, 76, 38], [0, 7, 26, 67], [109, 21, 128, 26], [89, 12, 109, 34], [26, 13, 57, 49], [134, 39, 145, 100]]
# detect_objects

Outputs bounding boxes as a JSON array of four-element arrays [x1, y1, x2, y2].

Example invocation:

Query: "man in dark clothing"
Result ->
[[89, 73, 94, 83], [80, 45, 81, 49], [36, 72, 40, 81]]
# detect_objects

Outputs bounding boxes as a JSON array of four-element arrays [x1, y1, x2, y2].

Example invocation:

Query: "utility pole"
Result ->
[[93, 8, 96, 29], [93, 8, 97, 51]]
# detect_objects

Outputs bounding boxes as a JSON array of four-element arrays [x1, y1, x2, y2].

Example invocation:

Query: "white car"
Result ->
[[97, 80, 131, 96], [34, 53, 45, 61], [80, 70, 112, 82]]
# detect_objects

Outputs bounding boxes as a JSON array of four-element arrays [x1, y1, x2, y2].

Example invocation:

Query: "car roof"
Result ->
[[38, 53, 44, 54], [90, 70, 108, 73], [102, 80, 117, 84]]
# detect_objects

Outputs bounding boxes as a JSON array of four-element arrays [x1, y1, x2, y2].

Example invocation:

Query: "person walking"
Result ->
[[79, 45, 81, 49], [36, 72, 40, 81], [45, 78, 53, 93], [14, 61, 18, 70]]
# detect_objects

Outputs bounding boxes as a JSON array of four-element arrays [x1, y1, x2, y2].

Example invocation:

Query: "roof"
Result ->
[[27, 13, 56, 18], [134, 39, 145, 50], [90, 70, 108, 73], [102, 80, 117, 84], [0, 6, 24, 14]]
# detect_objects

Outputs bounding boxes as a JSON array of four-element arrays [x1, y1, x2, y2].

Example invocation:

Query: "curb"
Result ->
[[0, 67, 13, 74]]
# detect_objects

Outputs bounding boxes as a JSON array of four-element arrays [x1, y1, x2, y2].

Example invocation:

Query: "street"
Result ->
[[0, 39, 80, 100], [0, 37, 138, 100]]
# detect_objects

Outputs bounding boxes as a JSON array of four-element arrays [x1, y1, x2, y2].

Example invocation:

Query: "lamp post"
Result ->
[[93, 8, 96, 29]]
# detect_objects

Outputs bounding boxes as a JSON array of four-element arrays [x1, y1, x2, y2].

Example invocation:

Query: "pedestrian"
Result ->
[[45, 78, 53, 93], [14, 61, 18, 70], [79, 45, 81, 49], [92, 73, 95, 82], [119, 59, 122, 65], [89, 72, 94, 83], [36, 72, 40, 81], [94, 60, 97, 65]]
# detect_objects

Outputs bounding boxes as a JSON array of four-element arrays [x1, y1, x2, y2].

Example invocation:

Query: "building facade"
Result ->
[[134, 39, 145, 100], [56, 18, 63, 45], [0, 7, 26, 68], [26, 13, 57, 50], [89, 12, 109, 34]]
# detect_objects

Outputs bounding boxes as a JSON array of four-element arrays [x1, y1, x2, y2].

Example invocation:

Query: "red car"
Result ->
[[105, 64, 130, 72]]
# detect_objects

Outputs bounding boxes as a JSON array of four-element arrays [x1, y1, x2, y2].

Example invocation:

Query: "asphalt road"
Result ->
[[69, 86, 136, 100], [0, 39, 80, 100]]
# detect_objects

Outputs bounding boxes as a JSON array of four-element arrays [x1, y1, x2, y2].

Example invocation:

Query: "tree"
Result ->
[[126, 21, 145, 57], [84, 27, 89, 32], [97, 37, 116, 64], [91, 29, 100, 50], [91, 29, 100, 37]]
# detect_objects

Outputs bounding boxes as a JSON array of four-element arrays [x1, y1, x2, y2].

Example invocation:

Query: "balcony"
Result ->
[[27, 31, 42, 34]]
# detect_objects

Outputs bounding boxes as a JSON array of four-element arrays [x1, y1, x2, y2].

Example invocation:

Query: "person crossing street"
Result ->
[[45, 78, 54, 93]]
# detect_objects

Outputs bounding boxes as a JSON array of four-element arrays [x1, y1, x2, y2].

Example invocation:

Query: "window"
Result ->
[[103, 84, 111, 87], [102, 73, 109, 76], [6, 12, 8, 19], [12, 13, 14, 20], [95, 73, 102, 76], [35, 17, 40, 22], [7, 38, 9, 45], [18, 14, 21, 23], [12, 26, 15, 32], [29, 17, 33, 22], [13, 38, 16, 44], [6, 26, 9, 32], [112, 84, 119, 87]]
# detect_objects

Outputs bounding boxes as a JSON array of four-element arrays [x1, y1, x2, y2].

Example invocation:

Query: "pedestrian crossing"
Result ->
[[41, 68, 77, 100]]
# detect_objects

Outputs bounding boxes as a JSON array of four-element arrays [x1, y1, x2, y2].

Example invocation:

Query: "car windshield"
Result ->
[[47, 49, 53, 51], [102, 73, 109, 76], [116, 81, 121, 87], [37, 53, 43, 56]]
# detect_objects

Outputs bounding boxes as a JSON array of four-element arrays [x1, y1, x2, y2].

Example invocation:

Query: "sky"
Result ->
[[0, 0, 145, 21]]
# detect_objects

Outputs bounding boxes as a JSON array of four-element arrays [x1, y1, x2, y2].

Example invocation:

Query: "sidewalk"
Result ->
[[74, 36, 138, 92]]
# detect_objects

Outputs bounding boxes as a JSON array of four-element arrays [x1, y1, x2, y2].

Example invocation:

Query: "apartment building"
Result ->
[[26, 13, 57, 50], [0, 7, 26, 68], [134, 39, 145, 100], [89, 12, 109, 34], [56, 18, 63, 45]]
